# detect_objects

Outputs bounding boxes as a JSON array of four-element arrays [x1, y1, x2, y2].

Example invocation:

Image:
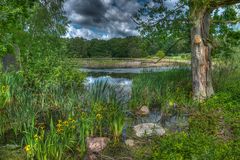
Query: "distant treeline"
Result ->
[[65, 36, 189, 58]]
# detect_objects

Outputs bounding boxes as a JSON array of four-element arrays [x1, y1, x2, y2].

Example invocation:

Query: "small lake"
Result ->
[[83, 66, 178, 101], [83, 66, 181, 103], [80, 66, 177, 74], [83, 66, 186, 107]]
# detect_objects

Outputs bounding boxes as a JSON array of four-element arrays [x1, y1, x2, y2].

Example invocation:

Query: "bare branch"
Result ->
[[130, 16, 140, 25]]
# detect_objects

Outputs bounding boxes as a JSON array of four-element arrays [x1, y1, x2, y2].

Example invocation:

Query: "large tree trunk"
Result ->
[[191, 9, 214, 101]]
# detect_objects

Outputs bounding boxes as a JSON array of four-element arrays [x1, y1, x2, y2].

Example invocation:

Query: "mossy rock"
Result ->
[[0, 145, 25, 160]]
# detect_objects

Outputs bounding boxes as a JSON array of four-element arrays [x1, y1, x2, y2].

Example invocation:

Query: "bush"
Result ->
[[148, 132, 239, 160], [155, 50, 165, 59]]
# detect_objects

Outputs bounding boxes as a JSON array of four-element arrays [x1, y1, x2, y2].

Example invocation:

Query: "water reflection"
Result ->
[[80, 66, 177, 74], [84, 76, 132, 104]]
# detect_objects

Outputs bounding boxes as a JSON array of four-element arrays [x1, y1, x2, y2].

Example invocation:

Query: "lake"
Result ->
[[83, 66, 178, 102]]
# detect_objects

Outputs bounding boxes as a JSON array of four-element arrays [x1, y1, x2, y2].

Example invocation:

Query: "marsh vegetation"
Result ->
[[0, 0, 240, 160]]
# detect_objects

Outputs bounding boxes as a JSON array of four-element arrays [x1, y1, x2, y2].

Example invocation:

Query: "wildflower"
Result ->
[[96, 113, 103, 120], [68, 118, 76, 123], [34, 134, 39, 141], [63, 121, 69, 126], [56, 123, 62, 128], [71, 125, 76, 129], [57, 128, 63, 133], [24, 145, 32, 154], [58, 120, 62, 124], [56, 122, 63, 133], [169, 100, 174, 107]]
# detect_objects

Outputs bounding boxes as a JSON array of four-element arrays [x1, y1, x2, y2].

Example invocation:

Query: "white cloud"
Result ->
[[65, 25, 114, 40], [64, 0, 141, 39]]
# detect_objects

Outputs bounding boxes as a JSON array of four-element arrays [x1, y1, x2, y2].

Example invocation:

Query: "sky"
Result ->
[[63, 0, 239, 40], [64, 0, 147, 40]]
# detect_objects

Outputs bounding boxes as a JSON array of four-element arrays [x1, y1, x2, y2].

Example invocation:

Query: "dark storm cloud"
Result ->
[[64, 0, 141, 39], [70, 0, 107, 24]]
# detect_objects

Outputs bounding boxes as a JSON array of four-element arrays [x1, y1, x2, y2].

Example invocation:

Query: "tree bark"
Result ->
[[191, 9, 214, 101]]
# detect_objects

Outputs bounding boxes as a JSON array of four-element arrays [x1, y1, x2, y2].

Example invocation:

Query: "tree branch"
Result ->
[[210, 0, 240, 8], [211, 19, 240, 24]]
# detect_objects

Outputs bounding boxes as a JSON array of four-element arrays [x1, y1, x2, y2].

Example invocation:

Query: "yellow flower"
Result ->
[[169, 100, 174, 107], [71, 125, 76, 129], [63, 121, 69, 126], [58, 120, 62, 124], [34, 134, 39, 141], [68, 118, 76, 123], [96, 113, 103, 120], [57, 128, 63, 133], [56, 123, 62, 128], [24, 145, 32, 154]]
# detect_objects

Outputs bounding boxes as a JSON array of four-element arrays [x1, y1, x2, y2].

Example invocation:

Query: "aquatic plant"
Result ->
[[130, 69, 192, 110]]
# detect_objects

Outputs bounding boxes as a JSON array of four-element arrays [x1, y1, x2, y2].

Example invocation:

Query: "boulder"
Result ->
[[125, 139, 135, 147], [86, 137, 110, 153], [133, 123, 165, 137], [2, 54, 19, 72], [136, 106, 150, 116]]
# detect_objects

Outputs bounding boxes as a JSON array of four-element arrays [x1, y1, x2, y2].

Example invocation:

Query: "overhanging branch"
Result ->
[[211, 19, 240, 24], [210, 0, 240, 8]]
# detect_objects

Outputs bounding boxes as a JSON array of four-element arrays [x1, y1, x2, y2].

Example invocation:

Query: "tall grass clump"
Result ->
[[130, 69, 192, 110], [85, 80, 126, 144], [0, 58, 90, 158]]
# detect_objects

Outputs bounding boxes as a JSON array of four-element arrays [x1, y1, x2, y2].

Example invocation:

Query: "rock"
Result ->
[[133, 123, 165, 137], [125, 139, 135, 147], [86, 154, 98, 160], [86, 137, 110, 153], [0, 144, 24, 160], [136, 106, 150, 116], [2, 54, 19, 72]]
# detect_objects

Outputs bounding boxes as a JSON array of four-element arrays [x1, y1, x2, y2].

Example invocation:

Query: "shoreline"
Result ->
[[67, 57, 190, 69]]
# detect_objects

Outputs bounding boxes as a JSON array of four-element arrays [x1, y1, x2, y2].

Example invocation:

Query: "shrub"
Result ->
[[155, 50, 165, 59], [148, 132, 239, 160]]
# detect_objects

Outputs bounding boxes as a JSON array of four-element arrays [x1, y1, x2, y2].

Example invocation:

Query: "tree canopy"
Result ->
[[136, 0, 240, 100], [66, 36, 149, 58], [136, 0, 240, 56]]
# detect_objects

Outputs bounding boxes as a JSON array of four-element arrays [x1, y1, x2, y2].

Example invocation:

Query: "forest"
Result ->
[[0, 0, 240, 160], [65, 36, 189, 58]]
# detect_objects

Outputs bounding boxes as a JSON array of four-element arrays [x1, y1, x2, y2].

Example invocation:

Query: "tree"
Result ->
[[136, 0, 240, 100], [67, 38, 89, 58], [66, 36, 148, 58]]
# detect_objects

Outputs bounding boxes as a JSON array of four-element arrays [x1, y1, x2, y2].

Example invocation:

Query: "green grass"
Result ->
[[0, 58, 239, 159], [0, 72, 127, 159], [101, 67, 240, 160], [130, 69, 192, 109]]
